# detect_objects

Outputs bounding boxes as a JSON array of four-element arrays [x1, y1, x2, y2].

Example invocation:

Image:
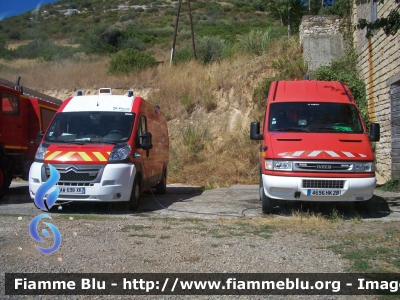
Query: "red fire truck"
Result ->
[[29, 88, 169, 211], [0, 77, 62, 199], [250, 80, 380, 213]]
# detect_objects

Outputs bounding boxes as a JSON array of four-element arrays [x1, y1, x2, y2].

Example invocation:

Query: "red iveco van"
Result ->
[[250, 80, 380, 213], [29, 88, 169, 211]]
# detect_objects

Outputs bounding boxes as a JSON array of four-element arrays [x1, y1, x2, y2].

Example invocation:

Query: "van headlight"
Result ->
[[35, 144, 47, 160], [355, 162, 374, 172], [109, 144, 131, 161], [265, 159, 293, 171]]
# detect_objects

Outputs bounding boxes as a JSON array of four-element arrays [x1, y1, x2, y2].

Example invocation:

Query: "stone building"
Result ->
[[353, 0, 400, 181], [300, 15, 345, 71]]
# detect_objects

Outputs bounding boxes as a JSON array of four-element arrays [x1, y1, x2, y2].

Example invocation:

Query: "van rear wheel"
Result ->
[[0, 166, 11, 201], [155, 170, 167, 195], [128, 176, 140, 211]]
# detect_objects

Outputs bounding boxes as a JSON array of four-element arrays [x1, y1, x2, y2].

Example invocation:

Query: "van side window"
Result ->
[[137, 116, 147, 145], [2, 92, 19, 115]]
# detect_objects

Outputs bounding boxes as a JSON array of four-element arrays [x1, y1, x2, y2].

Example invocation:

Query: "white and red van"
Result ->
[[250, 80, 380, 213], [29, 88, 169, 210]]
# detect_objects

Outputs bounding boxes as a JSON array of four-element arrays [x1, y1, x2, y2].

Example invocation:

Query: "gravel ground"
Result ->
[[0, 213, 380, 300], [2, 183, 399, 299]]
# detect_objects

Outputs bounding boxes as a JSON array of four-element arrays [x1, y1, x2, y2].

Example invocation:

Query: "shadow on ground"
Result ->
[[269, 194, 393, 220], [44, 186, 204, 216]]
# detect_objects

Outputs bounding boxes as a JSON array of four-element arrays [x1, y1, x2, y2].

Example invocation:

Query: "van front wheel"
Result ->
[[260, 178, 276, 214], [128, 176, 140, 211]]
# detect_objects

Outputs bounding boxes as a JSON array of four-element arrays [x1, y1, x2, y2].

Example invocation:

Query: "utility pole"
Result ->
[[287, 2, 290, 38], [170, 0, 182, 65], [187, 0, 197, 60]]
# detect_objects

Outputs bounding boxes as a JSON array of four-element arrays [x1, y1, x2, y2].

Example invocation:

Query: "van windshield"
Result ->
[[45, 112, 135, 144], [268, 102, 364, 133]]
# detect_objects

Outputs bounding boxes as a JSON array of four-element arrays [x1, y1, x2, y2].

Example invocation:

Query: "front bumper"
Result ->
[[262, 174, 376, 202], [29, 162, 136, 202]]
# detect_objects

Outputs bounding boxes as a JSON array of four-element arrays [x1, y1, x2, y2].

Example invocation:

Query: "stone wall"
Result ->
[[300, 15, 344, 71], [353, 0, 400, 180]]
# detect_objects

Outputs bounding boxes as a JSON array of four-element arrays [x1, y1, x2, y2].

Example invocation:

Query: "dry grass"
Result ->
[[224, 211, 338, 233], [0, 56, 159, 89], [169, 129, 260, 187]]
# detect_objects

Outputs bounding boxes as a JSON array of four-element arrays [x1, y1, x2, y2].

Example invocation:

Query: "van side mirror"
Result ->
[[250, 122, 264, 140], [36, 131, 44, 145], [369, 123, 380, 142], [140, 131, 153, 150]]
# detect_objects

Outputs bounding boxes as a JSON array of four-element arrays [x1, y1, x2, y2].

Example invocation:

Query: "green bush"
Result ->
[[237, 26, 286, 56], [108, 48, 157, 75], [252, 39, 306, 106], [120, 14, 133, 23], [8, 30, 20, 40], [203, 93, 218, 112], [315, 51, 369, 129], [81, 24, 119, 54], [180, 94, 195, 114], [182, 125, 209, 160], [118, 37, 145, 51], [195, 36, 227, 64], [377, 178, 399, 192], [164, 9, 176, 16], [177, 29, 192, 41], [252, 77, 279, 107], [146, 7, 158, 13], [0, 39, 13, 60], [12, 38, 77, 61], [173, 48, 193, 65]]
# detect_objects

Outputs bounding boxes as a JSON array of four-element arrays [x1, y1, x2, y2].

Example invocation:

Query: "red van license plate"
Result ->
[[307, 189, 340, 196], [59, 187, 85, 194]]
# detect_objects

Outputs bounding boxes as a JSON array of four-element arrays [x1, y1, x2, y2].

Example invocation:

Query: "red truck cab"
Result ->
[[250, 80, 380, 213], [0, 77, 61, 199]]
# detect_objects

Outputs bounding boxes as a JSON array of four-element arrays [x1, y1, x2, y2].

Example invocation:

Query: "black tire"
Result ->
[[260, 176, 276, 214], [155, 170, 167, 195], [128, 176, 140, 211], [0, 166, 12, 201], [33, 200, 51, 212]]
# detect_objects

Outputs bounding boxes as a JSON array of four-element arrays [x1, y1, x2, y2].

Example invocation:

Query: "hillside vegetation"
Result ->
[[0, 0, 349, 187]]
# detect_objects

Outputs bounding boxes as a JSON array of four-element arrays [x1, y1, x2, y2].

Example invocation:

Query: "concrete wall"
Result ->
[[353, 0, 400, 180], [300, 15, 345, 71]]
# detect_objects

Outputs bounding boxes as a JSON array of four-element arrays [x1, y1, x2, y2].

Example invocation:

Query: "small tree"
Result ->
[[108, 49, 157, 75], [357, 0, 400, 38]]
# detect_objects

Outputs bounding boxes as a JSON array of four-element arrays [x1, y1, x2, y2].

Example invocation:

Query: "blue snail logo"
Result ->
[[29, 164, 62, 255]]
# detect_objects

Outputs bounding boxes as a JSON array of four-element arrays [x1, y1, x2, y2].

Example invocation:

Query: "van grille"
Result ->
[[302, 180, 345, 189], [57, 172, 97, 182], [43, 164, 104, 183], [58, 182, 94, 187], [295, 163, 352, 171]]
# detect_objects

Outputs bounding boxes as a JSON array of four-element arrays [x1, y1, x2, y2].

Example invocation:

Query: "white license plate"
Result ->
[[59, 187, 85, 194], [307, 189, 341, 196]]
